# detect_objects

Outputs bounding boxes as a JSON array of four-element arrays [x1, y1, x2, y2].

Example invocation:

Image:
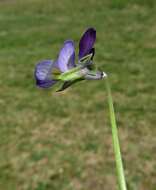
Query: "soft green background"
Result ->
[[0, 0, 155, 189]]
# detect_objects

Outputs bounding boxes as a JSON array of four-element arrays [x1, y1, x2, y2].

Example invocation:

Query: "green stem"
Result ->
[[105, 77, 127, 190]]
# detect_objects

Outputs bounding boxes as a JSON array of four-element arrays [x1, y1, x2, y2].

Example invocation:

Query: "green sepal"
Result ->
[[51, 68, 62, 80], [79, 53, 93, 65], [58, 66, 82, 81]]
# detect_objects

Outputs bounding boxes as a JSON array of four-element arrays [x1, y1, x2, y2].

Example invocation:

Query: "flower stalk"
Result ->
[[105, 76, 127, 190]]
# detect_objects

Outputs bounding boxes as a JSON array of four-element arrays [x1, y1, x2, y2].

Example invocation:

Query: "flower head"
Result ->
[[34, 28, 106, 91]]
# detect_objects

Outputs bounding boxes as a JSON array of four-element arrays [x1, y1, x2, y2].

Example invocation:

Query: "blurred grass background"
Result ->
[[0, 0, 156, 189]]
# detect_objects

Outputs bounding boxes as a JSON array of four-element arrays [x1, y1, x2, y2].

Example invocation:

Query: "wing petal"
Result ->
[[57, 40, 75, 72]]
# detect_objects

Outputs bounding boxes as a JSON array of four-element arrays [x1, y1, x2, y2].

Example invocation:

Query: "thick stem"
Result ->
[[105, 77, 127, 190]]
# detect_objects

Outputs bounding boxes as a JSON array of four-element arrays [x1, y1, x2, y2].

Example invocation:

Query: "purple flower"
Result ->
[[34, 28, 106, 91]]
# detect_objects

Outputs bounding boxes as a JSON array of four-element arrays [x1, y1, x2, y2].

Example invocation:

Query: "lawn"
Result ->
[[0, 0, 155, 190]]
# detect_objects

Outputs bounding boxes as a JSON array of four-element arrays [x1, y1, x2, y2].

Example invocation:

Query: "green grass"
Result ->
[[0, 0, 156, 189]]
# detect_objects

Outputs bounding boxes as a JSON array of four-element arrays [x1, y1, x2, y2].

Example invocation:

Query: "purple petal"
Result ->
[[57, 40, 75, 72], [79, 28, 96, 59], [35, 60, 57, 88]]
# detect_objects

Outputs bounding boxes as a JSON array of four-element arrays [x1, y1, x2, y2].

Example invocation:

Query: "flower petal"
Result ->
[[35, 60, 57, 88], [79, 28, 96, 59], [57, 40, 75, 72]]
